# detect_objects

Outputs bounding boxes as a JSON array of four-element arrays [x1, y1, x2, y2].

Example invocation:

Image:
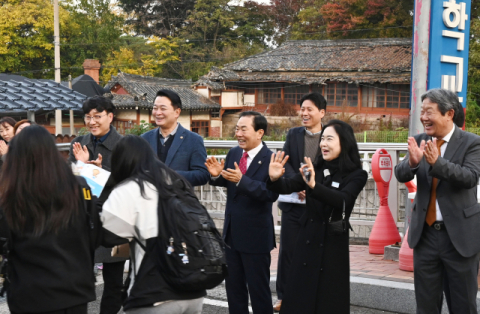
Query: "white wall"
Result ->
[[192, 110, 210, 120], [116, 109, 137, 120], [196, 88, 209, 98], [178, 111, 191, 130], [221, 92, 243, 107]]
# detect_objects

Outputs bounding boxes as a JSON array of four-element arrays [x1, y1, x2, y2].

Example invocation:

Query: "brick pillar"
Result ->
[[82, 59, 101, 84]]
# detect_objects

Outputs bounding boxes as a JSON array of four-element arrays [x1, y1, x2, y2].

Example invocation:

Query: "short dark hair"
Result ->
[[82, 96, 115, 115], [0, 117, 16, 129], [320, 119, 362, 173], [239, 111, 268, 134], [453, 100, 465, 128], [155, 89, 182, 110], [300, 92, 327, 111]]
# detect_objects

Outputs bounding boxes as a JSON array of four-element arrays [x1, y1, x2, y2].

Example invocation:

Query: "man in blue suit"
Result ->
[[141, 89, 209, 186], [205, 111, 278, 314]]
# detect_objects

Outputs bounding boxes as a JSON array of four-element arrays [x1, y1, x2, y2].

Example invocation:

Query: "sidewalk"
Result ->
[[269, 244, 480, 314]]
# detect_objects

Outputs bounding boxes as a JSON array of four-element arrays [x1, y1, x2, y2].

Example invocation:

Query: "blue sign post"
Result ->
[[427, 0, 472, 109]]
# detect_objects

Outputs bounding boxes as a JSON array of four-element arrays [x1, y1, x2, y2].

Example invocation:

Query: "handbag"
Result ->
[[328, 200, 348, 235]]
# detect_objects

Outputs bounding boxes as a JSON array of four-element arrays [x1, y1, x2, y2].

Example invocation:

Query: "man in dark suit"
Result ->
[[141, 89, 209, 186], [69, 96, 126, 314], [205, 111, 278, 314], [273, 92, 326, 312], [395, 88, 480, 313]]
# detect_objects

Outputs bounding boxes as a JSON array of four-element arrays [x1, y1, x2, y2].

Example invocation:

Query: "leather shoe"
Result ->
[[273, 299, 282, 312]]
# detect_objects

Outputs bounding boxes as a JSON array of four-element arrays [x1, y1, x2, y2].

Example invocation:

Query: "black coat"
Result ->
[[267, 164, 367, 314]]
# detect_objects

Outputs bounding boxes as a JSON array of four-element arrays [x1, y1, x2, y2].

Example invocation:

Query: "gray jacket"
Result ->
[[395, 126, 480, 257], [69, 126, 126, 263]]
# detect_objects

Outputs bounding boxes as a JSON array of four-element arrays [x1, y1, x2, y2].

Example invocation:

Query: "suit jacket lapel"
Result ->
[[296, 128, 305, 163], [442, 126, 462, 162], [165, 124, 186, 166], [245, 144, 268, 178], [437, 126, 463, 188], [150, 129, 159, 154]]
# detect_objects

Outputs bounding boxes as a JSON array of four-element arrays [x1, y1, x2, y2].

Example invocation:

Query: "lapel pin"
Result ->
[[258, 161, 262, 164], [180, 136, 184, 139]]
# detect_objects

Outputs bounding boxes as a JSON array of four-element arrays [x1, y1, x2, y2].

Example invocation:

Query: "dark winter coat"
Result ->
[[69, 126, 125, 263], [267, 161, 367, 314]]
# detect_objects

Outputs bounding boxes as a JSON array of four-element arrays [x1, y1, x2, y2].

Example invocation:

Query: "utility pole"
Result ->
[[410, 0, 431, 137], [54, 0, 62, 135], [68, 75, 75, 135]]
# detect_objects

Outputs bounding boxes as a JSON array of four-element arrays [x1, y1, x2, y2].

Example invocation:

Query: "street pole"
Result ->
[[410, 0, 431, 137], [54, 0, 62, 135], [68, 75, 75, 135]]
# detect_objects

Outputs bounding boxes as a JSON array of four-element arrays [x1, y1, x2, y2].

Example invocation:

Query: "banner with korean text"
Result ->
[[428, 0, 472, 108]]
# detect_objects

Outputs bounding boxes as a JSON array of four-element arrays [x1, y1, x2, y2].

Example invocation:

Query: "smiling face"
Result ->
[[85, 109, 113, 138], [235, 116, 264, 152], [320, 126, 341, 161], [0, 123, 15, 142], [300, 100, 325, 132], [420, 98, 454, 139], [152, 96, 181, 131]]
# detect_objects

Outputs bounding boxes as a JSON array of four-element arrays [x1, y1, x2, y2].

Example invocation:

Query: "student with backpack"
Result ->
[[0, 126, 100, 314], [101, 135, 212, 313]]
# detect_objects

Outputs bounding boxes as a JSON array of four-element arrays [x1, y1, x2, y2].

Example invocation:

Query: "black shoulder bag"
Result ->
[[328, 200, 352, 235]]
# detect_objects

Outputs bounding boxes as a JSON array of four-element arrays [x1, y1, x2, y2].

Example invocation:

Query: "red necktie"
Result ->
[[239, 152, 248, 175]]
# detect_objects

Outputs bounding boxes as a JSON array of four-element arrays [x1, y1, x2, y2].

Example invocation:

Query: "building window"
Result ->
[[257, 83, 282, 104], [284, 84, 310, 104], [326, 82, 358, 107], [311, 84, 324, 94], [211, 110, 220, 118], [362, 84, 410, 109], [192, 120, 209, 137]]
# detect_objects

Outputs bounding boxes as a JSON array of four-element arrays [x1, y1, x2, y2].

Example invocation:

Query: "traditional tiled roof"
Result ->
[[196, 38, 412, 86], [0, 75, 86, 113], [105, 72, 220, 110]]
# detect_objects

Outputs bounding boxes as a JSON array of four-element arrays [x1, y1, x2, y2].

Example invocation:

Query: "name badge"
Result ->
[[324, 169, 330, 177], [331, 182, 340, 188]]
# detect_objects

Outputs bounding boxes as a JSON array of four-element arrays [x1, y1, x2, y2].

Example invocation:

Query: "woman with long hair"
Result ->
[[100, 135, 205, 313], [267, 120, 368, 313], [0, 117, 16, 156], [0, 125, 97, 314]]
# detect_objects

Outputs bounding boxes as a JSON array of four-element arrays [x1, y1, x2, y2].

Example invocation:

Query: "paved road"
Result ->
[[0, 281, 400, 314]]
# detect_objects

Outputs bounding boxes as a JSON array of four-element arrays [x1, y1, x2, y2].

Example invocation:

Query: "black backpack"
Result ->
[[134, 179, 227, 291]]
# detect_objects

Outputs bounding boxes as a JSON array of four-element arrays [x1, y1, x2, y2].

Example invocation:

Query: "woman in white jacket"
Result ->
[[101, 135, 205, 313]]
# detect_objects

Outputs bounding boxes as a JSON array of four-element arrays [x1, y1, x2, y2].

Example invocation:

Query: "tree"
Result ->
[[100, 36, 181, 83], [61, 0, 125, 79], [320, 0, 413, 39], [0, 0, 75, 75], [116, 0, 195, 36]]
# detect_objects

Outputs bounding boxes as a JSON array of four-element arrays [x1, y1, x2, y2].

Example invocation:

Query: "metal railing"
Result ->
[[60, 140, 409, 238], [198, 141, 408, 236]]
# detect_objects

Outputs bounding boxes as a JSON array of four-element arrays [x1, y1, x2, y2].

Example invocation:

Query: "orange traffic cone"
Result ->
[[399, 227, 414, 271], [369, 200, 401, 254]]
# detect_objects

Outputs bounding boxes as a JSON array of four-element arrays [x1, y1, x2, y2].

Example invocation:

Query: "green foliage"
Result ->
[[124, 120, 156, 136]]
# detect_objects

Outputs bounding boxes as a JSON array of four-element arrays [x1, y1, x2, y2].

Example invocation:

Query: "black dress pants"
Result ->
[[276, 204, 305, 300], [12, 303, 87, 314], [100, 261, 126, 314], [414, 224, 480, 314]]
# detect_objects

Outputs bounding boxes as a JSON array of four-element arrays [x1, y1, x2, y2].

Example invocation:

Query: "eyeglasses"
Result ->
[[84, 114, 107, 122]]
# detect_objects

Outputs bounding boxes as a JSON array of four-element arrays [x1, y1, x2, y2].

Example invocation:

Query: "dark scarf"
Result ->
[[321, 158, 340, 187]]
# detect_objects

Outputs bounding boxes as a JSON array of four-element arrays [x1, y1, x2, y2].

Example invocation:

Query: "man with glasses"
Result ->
[[69, 95, 125, 314]]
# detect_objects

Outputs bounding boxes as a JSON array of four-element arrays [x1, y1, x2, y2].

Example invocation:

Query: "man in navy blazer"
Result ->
[[206, 111, 278, 314], [141, 89, 209, 186]]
